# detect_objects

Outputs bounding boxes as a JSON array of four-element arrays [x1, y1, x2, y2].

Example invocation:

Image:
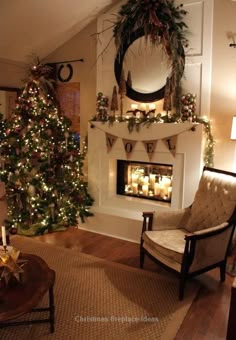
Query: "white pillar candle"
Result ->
[[142, 184, 149, 196], [161, 176, 171, 188], [131, 173, 139, 183], [149, 174, 156, 189], [1, 226, 7, 246], [160, 184, 166, 198], [140, 103, 146, 111], [149, 103, 156, 110], [132, 183, 138, 194], [154, 183, 161, 196], [131, 104, 138, 110], [168, 187, 172, 199]]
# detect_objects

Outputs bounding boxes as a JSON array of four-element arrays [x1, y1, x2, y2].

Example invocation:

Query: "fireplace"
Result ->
[[85, 122, 204, 242], [117, 160, 173, 203]]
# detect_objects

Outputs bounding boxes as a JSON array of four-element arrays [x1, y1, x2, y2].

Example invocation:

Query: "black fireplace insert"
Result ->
[[117, 160, 173, 202]]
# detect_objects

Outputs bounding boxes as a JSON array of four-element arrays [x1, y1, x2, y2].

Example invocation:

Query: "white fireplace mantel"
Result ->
[[80, 122, 204, 243]]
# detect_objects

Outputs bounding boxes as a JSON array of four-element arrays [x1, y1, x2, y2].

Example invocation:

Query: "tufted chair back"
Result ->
[[185, 169, 236, 232]]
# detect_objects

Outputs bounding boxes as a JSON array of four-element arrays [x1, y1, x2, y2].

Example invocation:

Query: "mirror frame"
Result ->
[[114, 28, 185, 103]]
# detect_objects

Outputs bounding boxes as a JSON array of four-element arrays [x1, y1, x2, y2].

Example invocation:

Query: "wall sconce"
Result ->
[[230, 116, 236, 171]]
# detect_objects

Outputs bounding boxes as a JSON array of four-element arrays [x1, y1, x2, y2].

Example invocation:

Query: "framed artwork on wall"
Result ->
[[57, 82, 80, 132]]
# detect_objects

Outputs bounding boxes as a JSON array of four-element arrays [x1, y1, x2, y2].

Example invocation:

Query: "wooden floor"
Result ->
[[35, 227, 234, 340]]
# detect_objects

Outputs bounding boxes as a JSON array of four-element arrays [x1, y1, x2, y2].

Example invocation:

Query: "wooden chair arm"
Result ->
[[142, 212, 154, 233], [185, 222, 230, 241]]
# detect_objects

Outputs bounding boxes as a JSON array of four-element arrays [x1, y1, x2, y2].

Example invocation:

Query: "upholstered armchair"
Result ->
[[140, 167, 236, 300]]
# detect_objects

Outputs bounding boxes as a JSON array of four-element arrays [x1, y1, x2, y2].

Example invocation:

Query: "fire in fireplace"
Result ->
[[117, 160, 173, 202]]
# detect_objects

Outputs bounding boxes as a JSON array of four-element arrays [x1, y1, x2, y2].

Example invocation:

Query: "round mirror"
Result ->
[[114, 29, 185, 103]]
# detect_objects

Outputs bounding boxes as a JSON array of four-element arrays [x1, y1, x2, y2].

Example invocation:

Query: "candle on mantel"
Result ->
[[140, 103, 146, 111], [148, 103, 156, 110], [1, 226, 7, 247], [131, 104, 138, 110]]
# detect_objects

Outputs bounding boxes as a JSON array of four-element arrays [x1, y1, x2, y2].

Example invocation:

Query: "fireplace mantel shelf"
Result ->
[[90, 121, 198, 140]]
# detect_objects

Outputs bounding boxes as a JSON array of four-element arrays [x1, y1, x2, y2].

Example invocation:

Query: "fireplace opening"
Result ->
[[117, 160, 173, 202]]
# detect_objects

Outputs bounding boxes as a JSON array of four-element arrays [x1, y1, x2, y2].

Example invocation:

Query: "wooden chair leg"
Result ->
[[49, 285, 55, 333], [179, 275, 186, 301], [220, 261, 226, 282], [140, 244, 145, 268]]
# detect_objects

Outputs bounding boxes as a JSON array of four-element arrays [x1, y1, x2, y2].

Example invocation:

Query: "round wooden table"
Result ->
[[0, 253, 55, 333]]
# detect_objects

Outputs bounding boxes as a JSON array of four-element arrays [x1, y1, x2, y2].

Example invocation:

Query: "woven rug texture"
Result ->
[[0, 235, 199, 340]]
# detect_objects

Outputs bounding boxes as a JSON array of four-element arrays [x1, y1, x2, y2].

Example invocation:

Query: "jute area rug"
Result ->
[[1, 236, 199, 340]]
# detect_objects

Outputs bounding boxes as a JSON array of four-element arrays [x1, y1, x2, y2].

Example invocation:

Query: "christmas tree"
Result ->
[[0, 61, 93, 236]]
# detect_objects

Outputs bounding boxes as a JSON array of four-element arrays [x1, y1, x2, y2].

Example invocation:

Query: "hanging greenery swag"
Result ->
[[113, 0, 189, 112]]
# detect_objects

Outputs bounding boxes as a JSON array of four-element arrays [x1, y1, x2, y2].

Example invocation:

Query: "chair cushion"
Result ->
[[185, 170, 236, 232], [143, 229, 190, 264]]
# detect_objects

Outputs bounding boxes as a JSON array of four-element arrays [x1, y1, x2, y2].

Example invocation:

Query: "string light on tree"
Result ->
[[0, 59, 93, 236]]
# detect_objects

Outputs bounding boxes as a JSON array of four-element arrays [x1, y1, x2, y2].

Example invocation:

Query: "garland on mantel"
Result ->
[[91, 114, 215, 167]]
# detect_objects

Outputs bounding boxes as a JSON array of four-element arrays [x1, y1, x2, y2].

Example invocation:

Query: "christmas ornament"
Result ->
[[181, 93, 197, 120], [96, 92, 109, 120]]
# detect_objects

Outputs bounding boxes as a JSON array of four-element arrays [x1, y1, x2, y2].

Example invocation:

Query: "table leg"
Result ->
[[49, 285, 55, 333]]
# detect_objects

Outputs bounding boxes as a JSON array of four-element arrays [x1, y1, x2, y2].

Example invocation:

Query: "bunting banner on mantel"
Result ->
[[106, 133, 118, 152], [105, 131, 180, 158], [163, 135, 178, 157], [122, 139, 137, 158], [142, 140, 158, 161]]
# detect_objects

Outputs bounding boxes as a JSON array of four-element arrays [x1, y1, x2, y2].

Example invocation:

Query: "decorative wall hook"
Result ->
[[57, 64, 73, 82], [46, 58, 84, 83]]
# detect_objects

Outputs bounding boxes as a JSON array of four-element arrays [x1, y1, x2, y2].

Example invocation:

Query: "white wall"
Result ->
[[211, 0, 236, 171], [45, 20, 97, 143], [0, 59, 25, 88]]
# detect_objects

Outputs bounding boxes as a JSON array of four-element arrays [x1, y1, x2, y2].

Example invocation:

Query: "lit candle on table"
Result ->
[[143, 176, 149, 184], [1, 226, 7, 247]]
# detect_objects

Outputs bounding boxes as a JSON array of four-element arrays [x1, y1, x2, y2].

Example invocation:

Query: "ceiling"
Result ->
[[0, 0, 117, 65]]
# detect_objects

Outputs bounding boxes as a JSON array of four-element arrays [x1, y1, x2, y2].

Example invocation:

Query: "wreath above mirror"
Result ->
[[113, 0, 188, 112]]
